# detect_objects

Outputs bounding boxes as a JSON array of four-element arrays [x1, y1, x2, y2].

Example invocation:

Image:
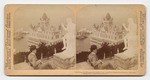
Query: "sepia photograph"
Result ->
[[76, 5, 143, 70], [13, 5, 76, 70], [4, 4, 146, 75]]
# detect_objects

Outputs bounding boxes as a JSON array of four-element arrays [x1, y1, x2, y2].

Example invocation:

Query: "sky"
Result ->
[[14, 5, 140, 32], [76, 5, 138, 31], [14, 5, 74, 32]]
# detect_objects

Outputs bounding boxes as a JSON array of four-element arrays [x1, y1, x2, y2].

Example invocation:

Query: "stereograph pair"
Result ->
[[4, 4, 146, 75]]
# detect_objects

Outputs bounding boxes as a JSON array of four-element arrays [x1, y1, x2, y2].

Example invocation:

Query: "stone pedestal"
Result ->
[[53, 51, 75, 69], [114, 52, 137, 69]]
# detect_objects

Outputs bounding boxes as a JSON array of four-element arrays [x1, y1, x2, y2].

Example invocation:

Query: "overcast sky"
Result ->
[[76, 5, 138, 31], [14, 5, 139, 32], [14, 5, 74, 31]]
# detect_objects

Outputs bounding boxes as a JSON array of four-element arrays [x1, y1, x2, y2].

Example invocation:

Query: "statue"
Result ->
[[61, 18, 76, 53], [122, 23, 129, 50]]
